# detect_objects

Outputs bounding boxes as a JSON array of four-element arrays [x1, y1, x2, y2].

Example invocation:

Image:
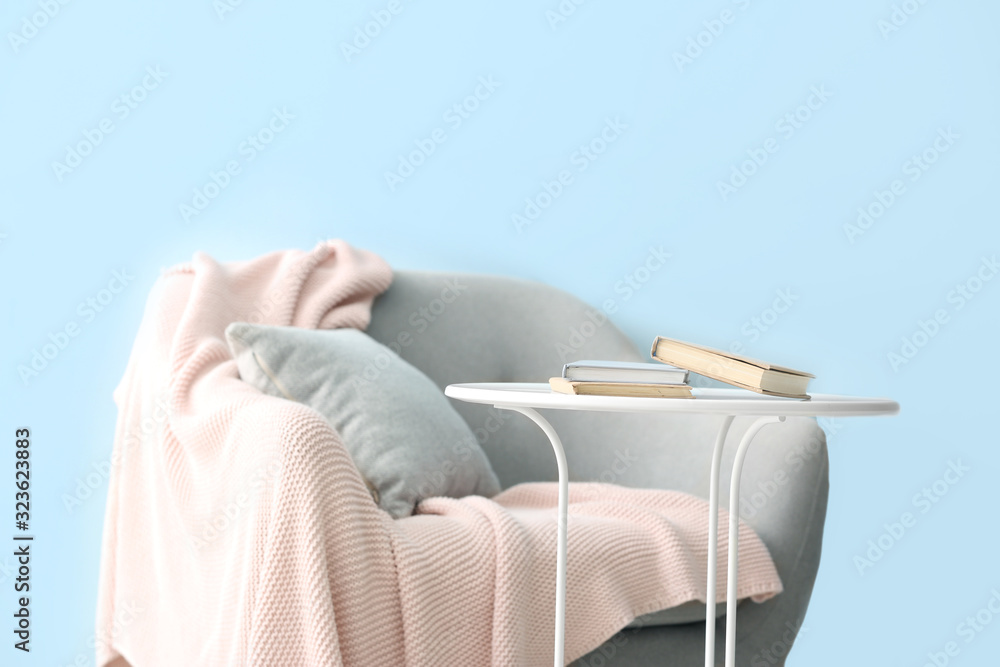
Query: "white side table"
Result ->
[[445, 383, 899, 667]]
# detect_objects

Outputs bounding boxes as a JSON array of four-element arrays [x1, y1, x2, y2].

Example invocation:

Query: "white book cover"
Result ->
[[562, 360, 689, 384]]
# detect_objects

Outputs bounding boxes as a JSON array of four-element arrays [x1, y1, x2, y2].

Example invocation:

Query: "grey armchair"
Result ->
[[366, 271, 829, 666]]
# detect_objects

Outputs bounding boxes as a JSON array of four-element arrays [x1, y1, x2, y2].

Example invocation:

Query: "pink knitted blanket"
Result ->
[[95, 241, 782, 666]]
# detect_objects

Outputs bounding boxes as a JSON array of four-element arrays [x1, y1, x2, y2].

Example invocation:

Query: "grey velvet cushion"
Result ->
[[225, 322, 501, 518]]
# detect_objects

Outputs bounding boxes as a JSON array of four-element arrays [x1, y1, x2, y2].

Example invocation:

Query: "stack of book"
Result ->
[[548, 360, 693, 398], [549, 337, 814, 400]]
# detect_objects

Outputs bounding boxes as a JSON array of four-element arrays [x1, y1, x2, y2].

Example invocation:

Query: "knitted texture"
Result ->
[[95, 241, 782, 667]]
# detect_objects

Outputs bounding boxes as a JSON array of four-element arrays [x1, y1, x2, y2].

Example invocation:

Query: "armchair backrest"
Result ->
[[366, 270, 712, 491]]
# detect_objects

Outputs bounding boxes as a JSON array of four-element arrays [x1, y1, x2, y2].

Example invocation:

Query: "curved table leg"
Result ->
[[724, 415, 785, 667], [501, 405, 569, 667], [705, 415, 735, 667], [496, 407, 784, 667]]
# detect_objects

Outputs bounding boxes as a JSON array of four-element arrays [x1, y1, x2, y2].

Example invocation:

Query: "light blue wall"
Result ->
[[1, 0, 997, 664]]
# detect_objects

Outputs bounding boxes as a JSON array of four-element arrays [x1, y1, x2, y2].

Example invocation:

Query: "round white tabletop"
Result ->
[[445, 383, 900, 418]]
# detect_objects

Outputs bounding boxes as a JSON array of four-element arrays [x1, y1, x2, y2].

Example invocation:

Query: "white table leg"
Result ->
[[705, 415, 735, 667], [724, 415, 785, 667], [501, 405, 569, 667]]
